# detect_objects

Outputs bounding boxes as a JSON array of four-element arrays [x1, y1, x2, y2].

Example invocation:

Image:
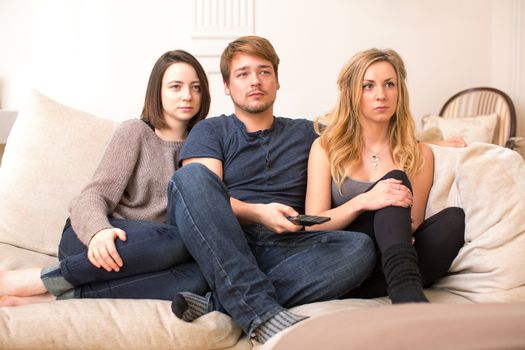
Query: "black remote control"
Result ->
[[287, 215, 331, 226]]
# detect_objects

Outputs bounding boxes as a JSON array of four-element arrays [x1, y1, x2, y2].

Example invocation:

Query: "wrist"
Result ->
[[90, 226, 112, 242], [232, 199, 263, 225], [252, 203, 266, 224], [351, 194, 366, 213]]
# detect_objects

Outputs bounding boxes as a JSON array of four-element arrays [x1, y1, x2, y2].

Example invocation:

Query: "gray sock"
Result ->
[[171, 292, 210, 321], [253, 310, 308, 343], [41, 262, 74, 297]]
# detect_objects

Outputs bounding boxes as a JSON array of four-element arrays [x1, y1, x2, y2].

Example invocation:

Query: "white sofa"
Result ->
[[1, 90, 524, 349]]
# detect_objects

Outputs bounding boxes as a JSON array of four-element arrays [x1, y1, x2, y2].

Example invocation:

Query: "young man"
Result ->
[[167, 36, 375, 343]]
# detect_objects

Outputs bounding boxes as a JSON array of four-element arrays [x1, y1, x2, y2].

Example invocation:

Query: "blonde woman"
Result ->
[[306, 48, 465, 303]]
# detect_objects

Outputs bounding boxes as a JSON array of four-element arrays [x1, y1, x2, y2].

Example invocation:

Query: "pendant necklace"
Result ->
[[368, 144, 388, 171]]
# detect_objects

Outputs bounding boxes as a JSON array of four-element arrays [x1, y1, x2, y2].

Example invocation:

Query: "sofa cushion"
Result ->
[[427, 143, 525, 302], [0, 90, 118, 256], [0, 243, 57, 270], [0, 299, 248, 350]]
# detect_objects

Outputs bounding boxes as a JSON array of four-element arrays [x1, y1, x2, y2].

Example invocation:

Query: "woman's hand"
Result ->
[[431, 136, 467, 148], [357, 178, 413, 211], [87, 228, 127, 272]]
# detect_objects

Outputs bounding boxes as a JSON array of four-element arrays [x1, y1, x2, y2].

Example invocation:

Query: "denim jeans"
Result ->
[[57, 218, 208, 299], [167, 163, 375, 335]]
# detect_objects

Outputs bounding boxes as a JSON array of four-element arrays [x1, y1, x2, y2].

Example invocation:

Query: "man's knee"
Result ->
[[169, 163, 221, 195], [171, 163, 212, 184], [168, 163, 230, 210]]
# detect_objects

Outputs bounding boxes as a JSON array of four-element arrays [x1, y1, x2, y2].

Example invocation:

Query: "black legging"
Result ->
[[343, 170, 465, 299]]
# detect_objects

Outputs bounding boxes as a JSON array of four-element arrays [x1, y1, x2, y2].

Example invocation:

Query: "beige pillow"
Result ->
[[415, 126, 444, 143], [422, 113, 498, 144], [424, 144, 463, 219], [432, 143, 525, 302], [0, 299, 245, 349], [0, 90, 118, 256]]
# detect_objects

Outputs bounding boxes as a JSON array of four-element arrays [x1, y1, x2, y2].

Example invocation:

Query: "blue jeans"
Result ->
[[57, 218, 208, 299], [167, 163, 375, 335]]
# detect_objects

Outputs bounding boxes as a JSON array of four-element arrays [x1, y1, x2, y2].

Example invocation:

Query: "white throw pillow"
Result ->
[[424, 144, 463, 219], [0, 90, 118, 256], [431, 143, 525, 302], [422, 113, 498, 145], [415, 126, 444, 143]]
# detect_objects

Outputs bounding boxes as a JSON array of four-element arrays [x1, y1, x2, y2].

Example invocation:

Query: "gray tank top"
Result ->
[[331, 177, 373, 207]]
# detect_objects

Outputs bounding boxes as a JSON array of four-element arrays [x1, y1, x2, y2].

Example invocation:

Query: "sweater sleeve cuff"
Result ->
[[73, 220, 113, 246]]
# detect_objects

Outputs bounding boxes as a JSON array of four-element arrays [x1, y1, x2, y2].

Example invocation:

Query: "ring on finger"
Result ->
[[397, 184, 400, 190]]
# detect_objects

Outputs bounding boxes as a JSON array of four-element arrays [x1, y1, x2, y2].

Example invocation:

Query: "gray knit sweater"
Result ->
[[69, 119, 184, 245]]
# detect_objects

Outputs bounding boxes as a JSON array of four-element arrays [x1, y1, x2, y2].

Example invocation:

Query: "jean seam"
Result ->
[[172, 182, 275, 331], [79, 270, 173, 298], [249, 231, 347, 248]]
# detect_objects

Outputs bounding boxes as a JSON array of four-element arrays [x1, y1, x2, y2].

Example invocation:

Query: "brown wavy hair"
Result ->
[[141, 50, 210, 131], [318, 48, 422, 191]]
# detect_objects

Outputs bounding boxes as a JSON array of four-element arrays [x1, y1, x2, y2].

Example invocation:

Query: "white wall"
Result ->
[[490, 0, 525, 156], [0, 0, 523, 154], [0, 0, 194, 120], [256, 0, 494, 121]]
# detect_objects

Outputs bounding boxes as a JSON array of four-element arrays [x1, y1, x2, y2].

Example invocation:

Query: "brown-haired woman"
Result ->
[[0, 50, 210, 306]]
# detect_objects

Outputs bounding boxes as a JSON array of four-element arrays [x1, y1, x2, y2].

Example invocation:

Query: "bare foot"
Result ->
[[0, 268, 47, 297], [0, 293, 55, 307]]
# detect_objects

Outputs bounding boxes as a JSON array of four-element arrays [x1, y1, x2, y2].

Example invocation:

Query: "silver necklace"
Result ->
[[368, 144, 388, 171]]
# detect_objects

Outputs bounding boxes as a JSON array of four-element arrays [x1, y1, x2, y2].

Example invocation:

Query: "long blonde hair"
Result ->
[[319, 48, 422, 191]]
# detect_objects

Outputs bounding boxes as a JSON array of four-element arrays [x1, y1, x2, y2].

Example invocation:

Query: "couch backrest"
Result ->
[[0, 90, 118, 255], [1, 91, 524, 304]]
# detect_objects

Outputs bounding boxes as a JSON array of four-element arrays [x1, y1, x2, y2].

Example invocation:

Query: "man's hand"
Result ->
[[87, 228, 127, 272], [256, 203, 303, 234]]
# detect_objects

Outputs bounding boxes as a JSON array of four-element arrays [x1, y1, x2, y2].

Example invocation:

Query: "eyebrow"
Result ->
[[166, 80, 200, 84], [363, 77, 396, 82], [233, 64, 273, 73]]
